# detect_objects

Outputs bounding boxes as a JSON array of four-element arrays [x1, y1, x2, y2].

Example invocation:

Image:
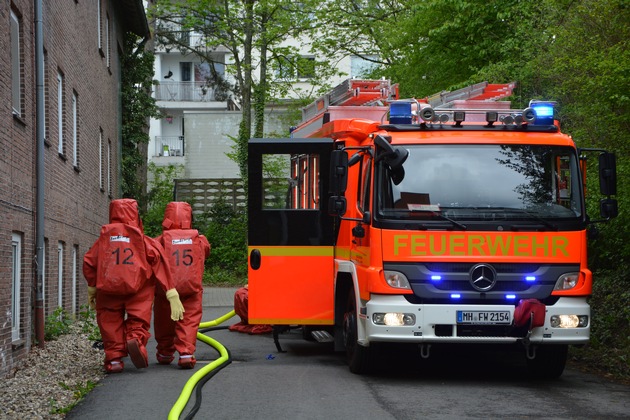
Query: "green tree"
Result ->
[[149, 0, 335, 184], [121, 33, 161, 207], [530, 0, 629, 267], [143, 162, 183, 237]]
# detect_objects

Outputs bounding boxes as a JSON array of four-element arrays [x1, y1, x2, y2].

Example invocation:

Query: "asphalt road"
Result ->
[[67, 289, 630, 420]]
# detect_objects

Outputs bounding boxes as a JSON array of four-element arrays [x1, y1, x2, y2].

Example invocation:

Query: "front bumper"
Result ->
[[360, 295, 589, 346]]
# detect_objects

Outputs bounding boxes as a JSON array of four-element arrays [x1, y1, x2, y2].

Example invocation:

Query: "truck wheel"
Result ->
[[526, 344, 568, 379], [343, 288, 371, 374]]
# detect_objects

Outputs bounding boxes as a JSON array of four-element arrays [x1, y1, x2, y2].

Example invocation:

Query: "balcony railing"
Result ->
[[155, 136, 184, 157], [155, 81, 217, 102]]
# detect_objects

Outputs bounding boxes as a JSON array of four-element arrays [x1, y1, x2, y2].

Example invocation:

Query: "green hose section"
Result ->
[[168, 310, 236, 420], [199, 310, 236, 329]]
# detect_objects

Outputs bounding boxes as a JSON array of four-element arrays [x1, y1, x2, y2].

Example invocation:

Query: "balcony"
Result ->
[[154, 136, 184, 157], [155, 81, 218, 102]]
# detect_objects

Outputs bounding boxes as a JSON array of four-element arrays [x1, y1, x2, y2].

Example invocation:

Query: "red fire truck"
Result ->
[[246, 79, 618, 377]]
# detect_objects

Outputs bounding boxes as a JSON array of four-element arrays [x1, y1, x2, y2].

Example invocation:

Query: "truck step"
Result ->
[[310, 330, 334, 343]]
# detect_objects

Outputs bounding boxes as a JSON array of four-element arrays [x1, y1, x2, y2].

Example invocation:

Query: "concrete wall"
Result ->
[[183, 109, 288, 179]]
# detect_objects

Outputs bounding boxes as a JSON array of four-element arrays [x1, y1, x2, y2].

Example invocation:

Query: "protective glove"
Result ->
[[166, 288, 185, 321], [88, 286, 97, 310]]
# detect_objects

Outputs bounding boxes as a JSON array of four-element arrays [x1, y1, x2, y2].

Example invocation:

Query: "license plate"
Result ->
[[457, 310, 511, 325]]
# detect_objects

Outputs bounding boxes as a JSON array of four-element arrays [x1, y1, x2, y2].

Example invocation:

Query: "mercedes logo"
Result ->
[[470, 264, 497, 291]]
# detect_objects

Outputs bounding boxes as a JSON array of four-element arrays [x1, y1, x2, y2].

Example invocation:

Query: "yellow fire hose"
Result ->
[[168, 310, 236, 420]]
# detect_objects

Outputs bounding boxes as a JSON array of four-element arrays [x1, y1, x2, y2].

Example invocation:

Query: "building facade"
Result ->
[[148, 20, 379, 180], [0, 0, 149, 378]]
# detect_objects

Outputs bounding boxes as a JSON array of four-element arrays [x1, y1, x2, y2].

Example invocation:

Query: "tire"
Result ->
[[343, 288, 371, 374], [526, 344, 568, 379]]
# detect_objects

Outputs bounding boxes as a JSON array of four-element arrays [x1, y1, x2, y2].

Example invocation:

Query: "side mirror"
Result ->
[[328, 196, 347, 217], [599, 152, 617, 196], [374, 134, 409, 180], [391, 167, 405, 186], [600, 198, 618, 219], [329, 150, 348, 194]]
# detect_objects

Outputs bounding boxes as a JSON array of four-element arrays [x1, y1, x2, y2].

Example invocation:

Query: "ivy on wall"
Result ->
[[121, 33, 161, 210]]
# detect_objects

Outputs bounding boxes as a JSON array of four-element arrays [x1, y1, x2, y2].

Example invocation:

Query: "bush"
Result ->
[[143, 162, 184, 237], [201, 199, 248, 285], [569, 265, 630, 381], [44, 307, 73, 341], [77, 305, 102, 342]]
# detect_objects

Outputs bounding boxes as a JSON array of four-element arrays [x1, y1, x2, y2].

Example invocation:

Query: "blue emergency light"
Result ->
[[529, 100, 556, 125], [389, 101, 413, 124]]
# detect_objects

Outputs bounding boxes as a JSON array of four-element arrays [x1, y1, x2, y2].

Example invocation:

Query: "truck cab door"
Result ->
[[248, 138, 336, 325]]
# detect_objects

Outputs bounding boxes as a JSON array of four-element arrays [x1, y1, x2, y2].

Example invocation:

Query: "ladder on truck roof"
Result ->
[[300, 79, 399, 123], [292, 79, 516, 136], [425, 81, 516, 109]]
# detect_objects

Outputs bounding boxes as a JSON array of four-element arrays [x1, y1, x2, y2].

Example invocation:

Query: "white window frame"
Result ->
[[72, 245, 78, 314], [99, 129, 104, 190], [275, 56, 294, 81], [58, 241, 64, 309], [11, 10, 21, 117], [275, 55, 316, 81], [43, 50, 48, 139], [72, 91, 78, 167], [296, 56, 316, 80], [105, 14, 110, 68], [97, 0, 102, 51], [350, 55, 379, 79], [57, 72, 64, 154], [107, 139, 112, 196], [12, 233, 22, 341]]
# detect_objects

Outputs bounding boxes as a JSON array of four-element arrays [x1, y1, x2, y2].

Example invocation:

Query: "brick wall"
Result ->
[[0, 0, 147, 379]]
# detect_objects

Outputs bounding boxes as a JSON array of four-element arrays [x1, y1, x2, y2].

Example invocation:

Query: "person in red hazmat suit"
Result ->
[[153, 201, 211, 369], [83, 198, 185, 373]]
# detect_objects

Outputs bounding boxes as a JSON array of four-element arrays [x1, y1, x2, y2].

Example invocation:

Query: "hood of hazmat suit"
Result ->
[[162, 201, 193, 231]]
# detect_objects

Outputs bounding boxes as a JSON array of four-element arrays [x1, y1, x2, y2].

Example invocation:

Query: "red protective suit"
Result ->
[[153, 202, 210, 368], [83, 199, 175, 373]]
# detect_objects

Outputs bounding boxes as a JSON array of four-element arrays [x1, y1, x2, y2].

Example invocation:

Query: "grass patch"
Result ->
[[50, 380, 99, 415]]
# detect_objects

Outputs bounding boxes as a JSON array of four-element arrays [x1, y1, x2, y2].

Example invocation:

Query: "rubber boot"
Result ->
[[156, 352, 174, 365], [178, 355, 196, 369], [105, 359, 124, 373], [127, 338, 149, 369]]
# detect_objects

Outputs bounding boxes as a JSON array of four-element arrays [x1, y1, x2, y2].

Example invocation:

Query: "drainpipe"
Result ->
[[34, 0, 46, 348]]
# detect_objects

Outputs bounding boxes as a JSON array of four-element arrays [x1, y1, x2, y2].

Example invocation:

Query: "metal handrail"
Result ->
[[154, 81, 217, 102], [155, 136, 184, 157]]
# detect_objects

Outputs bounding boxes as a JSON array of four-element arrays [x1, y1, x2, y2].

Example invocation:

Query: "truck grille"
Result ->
[[434, 324, 528, 338]]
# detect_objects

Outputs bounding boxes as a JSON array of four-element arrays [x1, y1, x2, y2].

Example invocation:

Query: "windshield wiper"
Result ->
[[483, 207, 558, 231], [407, 209, 468, 230]]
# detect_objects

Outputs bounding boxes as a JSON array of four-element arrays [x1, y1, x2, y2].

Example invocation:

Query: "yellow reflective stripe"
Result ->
[[249, 246, 333, 257], [335, 247, 351, 259]]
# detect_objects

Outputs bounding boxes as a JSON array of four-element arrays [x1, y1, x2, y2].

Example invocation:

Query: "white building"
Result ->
[[148, 28, 378, 180]]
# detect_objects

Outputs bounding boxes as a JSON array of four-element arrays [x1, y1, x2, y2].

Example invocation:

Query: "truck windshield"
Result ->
[[377, 144, 582, 222]]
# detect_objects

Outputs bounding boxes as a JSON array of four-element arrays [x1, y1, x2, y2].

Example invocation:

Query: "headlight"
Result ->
[[550, 315, 589, 328], [373, 312, 416, 326], [554, 272, 579, 290], [383, 270, 411, 289]]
